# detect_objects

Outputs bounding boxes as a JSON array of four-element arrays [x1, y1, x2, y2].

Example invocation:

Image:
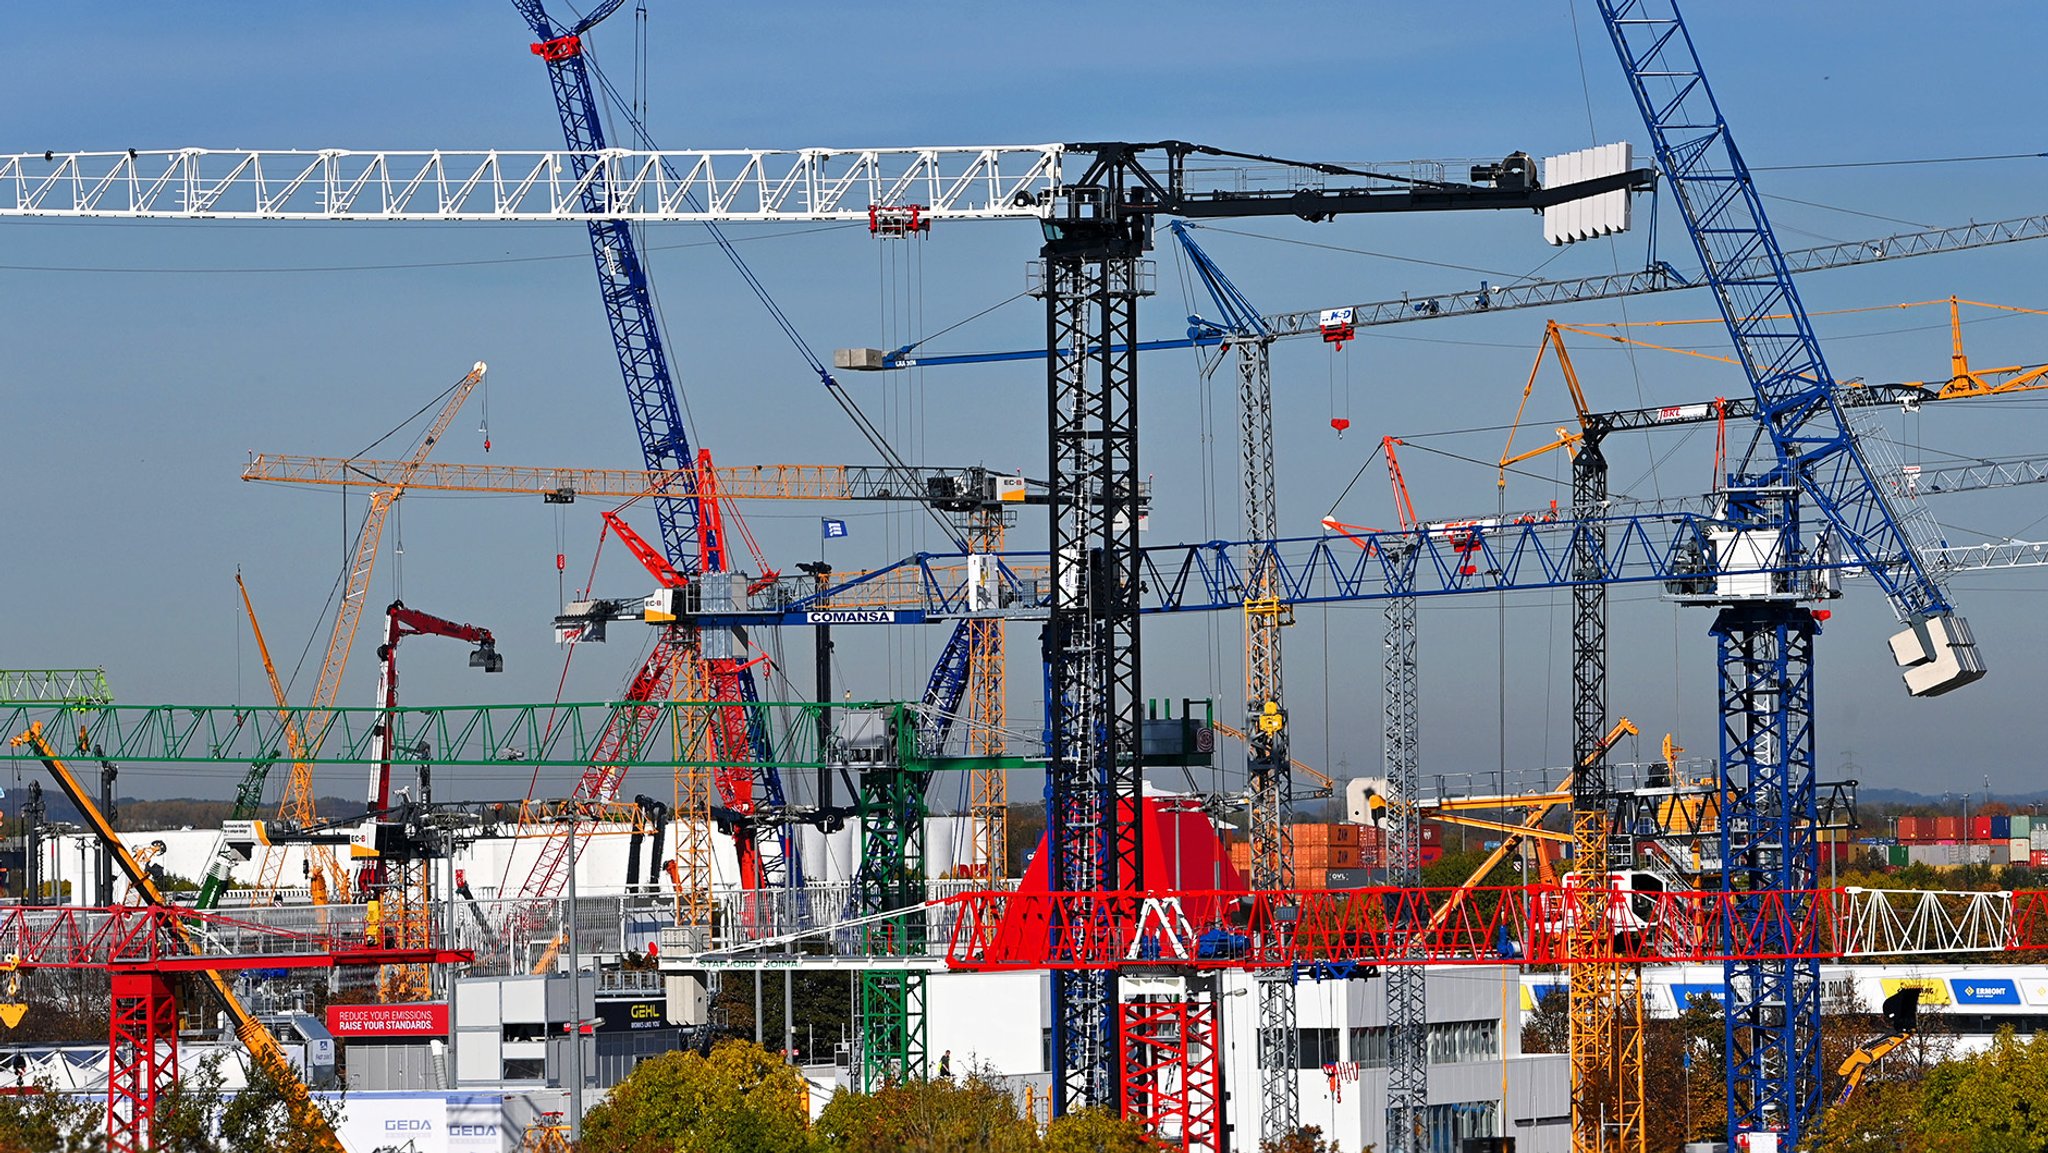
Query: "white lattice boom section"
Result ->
[[1834, 888, 2019, 956], [0, 147, 1066, 221]]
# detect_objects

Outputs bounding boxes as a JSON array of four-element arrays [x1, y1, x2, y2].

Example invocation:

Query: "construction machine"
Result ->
[[11, 723, 347, 1152], [1835, 985, 1923, 1104]]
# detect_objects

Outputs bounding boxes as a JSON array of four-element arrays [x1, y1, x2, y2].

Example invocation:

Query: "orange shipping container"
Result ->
[[1294, 844, 1364, 870], [1291, 823, 1362, 848]]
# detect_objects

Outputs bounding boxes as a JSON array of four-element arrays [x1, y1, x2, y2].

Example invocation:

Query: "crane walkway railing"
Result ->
[[0, 904, 463, 968]]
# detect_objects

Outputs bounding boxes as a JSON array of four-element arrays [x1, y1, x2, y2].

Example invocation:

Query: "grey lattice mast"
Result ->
[[1169, 221, 1302, 1142], [1381, 578, 1425, 1153], [1239, 334, 1303, 1146]]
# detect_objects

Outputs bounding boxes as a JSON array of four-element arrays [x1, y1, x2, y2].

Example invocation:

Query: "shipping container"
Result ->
[[1294, 844, 1364, 870], [1896, 816, 1925, 842], [2012, 838, 2032, 860], [1324, 868, 1373, 889], [1292, 823, 1361, 849], [1935, 816, 1965, 839], [1992, 815, 2013, 840], [1420, 823, 1444, 845], [2013, 815, 2033, 839], [1888, 845, 1909, 868], [1905, 844, 1949, 868], [1420, 844, 1444, 867], [2034, 849, 2048, 868], [2033, 827, 2048, 849], [1294, 865, 1327, 889]]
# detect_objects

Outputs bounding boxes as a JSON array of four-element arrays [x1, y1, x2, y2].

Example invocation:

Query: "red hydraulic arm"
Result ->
[[371, 600, 501, 811], [602, 490, 770, 887], [1383, 436, 1419, 532]]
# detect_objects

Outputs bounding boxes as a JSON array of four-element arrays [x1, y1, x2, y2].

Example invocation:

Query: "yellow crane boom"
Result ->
[[254, 362, 484, 904], [11, 724, 344, 1151]]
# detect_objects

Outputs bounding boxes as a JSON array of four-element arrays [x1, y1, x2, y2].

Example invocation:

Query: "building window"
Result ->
[[1344, 1020, 1497, 1070], [1424, 1102, 1498, 1148], [1427, 1020, 1498, 1065], [1297, 1028, 1340, 1069], [1348, 1026, 1390, 1070], [501, 1059, 544, 1080], [503, 1022, 548, 1042]]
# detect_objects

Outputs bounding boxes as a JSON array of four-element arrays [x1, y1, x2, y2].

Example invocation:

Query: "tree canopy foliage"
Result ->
[[1812, 1028, 2048, 1153], [581, 1042, 1167, 1153], [580, 1040, 812, 1153]]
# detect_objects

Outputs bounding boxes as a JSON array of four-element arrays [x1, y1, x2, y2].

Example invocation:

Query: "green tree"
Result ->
[[814, 1069, 1037, 1153], [1259, 1124, 1349, 1153], [1807, 1028, 2048, 1153], [0, 1080, 105, 1153], [578, 1039, 810, 1153], [147, 1052, 345, 1153], [1038, 1107, 1162, 1153]]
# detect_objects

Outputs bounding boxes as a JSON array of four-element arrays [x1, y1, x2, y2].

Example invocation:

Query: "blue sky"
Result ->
[[5, 2, 2047, 806]]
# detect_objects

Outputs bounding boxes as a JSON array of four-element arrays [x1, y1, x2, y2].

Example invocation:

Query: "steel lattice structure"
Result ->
[[1565, 418, 1647, 1153], [937, 884, 2048, 969], [1037, 225, 1150, 1114], [0, 145, 1066, 221], [1168, 220, 1304, 1143], [850, 709, 932, 1089], [1594, 3, 1982, 1145], [1119, 988, 1224, 1153], [1711, 603, 1823, 1144], [1381, 588, 1426, 1153]]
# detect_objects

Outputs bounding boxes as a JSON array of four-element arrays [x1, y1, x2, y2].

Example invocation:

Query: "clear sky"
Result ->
[[5, 2, 2047, 809]]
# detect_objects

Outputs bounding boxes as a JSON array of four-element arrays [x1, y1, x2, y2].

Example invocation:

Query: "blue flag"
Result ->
[[822, 518, 849, 540]]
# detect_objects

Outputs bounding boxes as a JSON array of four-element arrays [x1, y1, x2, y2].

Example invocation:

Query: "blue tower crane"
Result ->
[[511, 0, 801, 888], [1597, 2, 1987, 1145]]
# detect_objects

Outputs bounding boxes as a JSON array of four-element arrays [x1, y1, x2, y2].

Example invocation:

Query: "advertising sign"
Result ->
[[1949, 977, 2020, 1006], [327, 1001, 452, 1039], [597, 997, 669, 1033], [1880, 978, 1952, 1007], [1671, 983, 1727, 1008], [446, 1094, 506, 1153], [332, 1094, 445, 1153]]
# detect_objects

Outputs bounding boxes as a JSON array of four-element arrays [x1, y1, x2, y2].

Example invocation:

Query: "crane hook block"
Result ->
[[531, 35, 582, 62]]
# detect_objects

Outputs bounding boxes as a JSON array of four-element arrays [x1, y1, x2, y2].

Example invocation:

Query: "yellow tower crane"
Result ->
[[251, 362, 484, 905]]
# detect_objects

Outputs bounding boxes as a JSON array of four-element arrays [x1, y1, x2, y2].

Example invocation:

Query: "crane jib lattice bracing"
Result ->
[[1597, 0, 1980, 698], [848, 210, 2048, 371], [1020, 143, 1654, 1123]]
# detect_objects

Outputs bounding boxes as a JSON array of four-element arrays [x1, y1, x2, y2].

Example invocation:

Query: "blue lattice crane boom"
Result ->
[[510, 0, 802, 906], [1597, 0, 1983, 700], [1592, 3, 1977, 1147], [513, 0, 696, 564]]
